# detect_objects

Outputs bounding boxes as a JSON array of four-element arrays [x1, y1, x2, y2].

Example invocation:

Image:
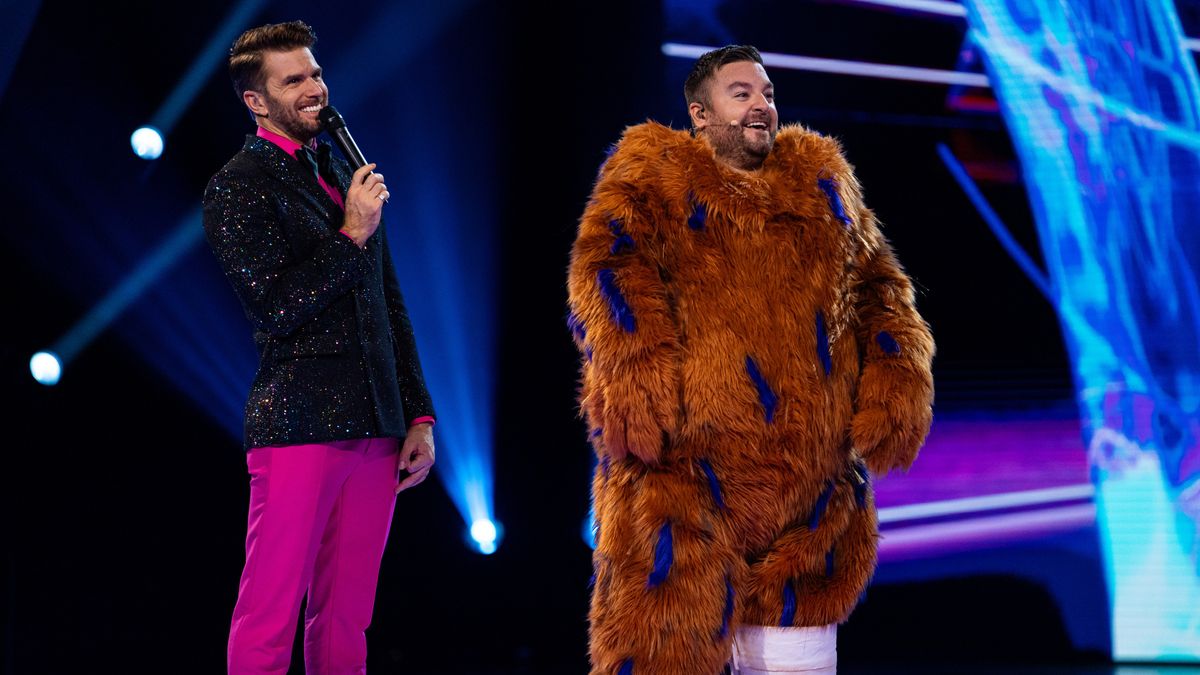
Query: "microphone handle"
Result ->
[[329, 127, 368, 171]]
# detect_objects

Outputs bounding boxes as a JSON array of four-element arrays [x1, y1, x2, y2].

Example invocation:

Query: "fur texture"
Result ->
[[569, 121, 934, 675]]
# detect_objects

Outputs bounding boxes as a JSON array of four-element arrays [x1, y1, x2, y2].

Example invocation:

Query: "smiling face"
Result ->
[[689, 60, 779, 170], [242, 47, 328, 144]]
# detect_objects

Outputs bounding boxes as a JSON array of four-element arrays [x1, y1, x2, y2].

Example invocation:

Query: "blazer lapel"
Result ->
[[244, 136, 342, 228], [326, 147, 353, 198]]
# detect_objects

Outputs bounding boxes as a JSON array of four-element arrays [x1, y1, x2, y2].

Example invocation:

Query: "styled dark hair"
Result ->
[[228, 20, 317, 99], [683, 44, 764, 108]]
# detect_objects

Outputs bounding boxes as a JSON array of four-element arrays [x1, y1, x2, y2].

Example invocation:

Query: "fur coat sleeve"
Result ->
[[567, 139, 682, 465], [842, 178, 934, 474]]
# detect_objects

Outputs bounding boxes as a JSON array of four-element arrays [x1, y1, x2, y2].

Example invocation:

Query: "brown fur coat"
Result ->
[[568, 121, 934, 674]]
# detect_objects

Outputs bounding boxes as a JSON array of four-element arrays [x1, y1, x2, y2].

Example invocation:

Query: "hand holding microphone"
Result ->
[[319, 105, 387, 247]]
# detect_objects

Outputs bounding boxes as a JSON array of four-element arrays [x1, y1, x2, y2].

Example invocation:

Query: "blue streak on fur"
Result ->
[[779, 581, 797, 627], [876, 330, 901, 355], [597, 269, 636, 332], [618, 659, 634, 675], [808, 481, 835, 530], [591, 427, 603, 439], [566, 311, 587, 343], [697, 458, 727, 511], [826, 547, 836, 577], [647, 521, 674, 588], [719, 574, 735, 638], [816, 311, 832, 376], [610, 235, 635, 255], [608, 218, 635, 254], [601, 455, 611, 480], [585, 346, 593, 362], [687, 196, 707, 231], [744, 356, 778, 423], [853, 461, 870, 508], [818, 177, 852, 227], [590, 552, 606, 589]]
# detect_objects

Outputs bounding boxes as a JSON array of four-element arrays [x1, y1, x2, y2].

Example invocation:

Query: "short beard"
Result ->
[[265, 96, 319, 144], [699, 123, 774, 171]]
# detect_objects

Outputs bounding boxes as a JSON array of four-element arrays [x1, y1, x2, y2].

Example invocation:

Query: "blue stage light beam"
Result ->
[[131, 0, 268, 159], [30, 211, 203, 383], [582, 453, 599, 549], [936, 143, 1053, 303], [321, 0, 501, 555], [391, 200, 498, 553], [583, 510, 597, 549], [0, 0, 41, 103], [114, 247, 253, 437]]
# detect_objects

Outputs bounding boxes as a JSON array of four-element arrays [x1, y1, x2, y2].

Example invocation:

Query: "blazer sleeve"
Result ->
[[379, 224, 436, 424], [567, 153, 682, 465], [202, 170, 372, 337], [847, 195, 935, 475]]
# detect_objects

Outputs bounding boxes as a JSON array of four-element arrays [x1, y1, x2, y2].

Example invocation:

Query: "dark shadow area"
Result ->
[[843, 574, 1106, 667]]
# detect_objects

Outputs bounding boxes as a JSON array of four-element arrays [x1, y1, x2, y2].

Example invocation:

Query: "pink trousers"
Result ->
[[228, 437, 400, 675]]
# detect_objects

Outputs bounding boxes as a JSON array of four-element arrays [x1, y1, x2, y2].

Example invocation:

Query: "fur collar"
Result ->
[[602, 121, 859, 232]]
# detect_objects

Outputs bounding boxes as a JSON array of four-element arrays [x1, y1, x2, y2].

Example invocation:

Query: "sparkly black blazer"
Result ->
[[203, 135, 435, 450]]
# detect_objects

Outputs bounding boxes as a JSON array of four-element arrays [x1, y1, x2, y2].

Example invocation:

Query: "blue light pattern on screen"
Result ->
[[965, 0, 1200, 661]]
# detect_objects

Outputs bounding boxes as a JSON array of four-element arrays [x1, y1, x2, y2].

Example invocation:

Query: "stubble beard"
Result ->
[[266, 96, 320, 144], [701, 123, 775, 171]]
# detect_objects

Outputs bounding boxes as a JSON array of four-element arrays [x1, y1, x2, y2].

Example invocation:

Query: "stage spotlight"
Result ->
[[30, 351, 62, 386], [469, 518, 501, 555], [130, 126, 164, 160]]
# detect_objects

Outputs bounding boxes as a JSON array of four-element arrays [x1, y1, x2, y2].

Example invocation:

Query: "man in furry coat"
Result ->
[[567, 45, 934, 674]]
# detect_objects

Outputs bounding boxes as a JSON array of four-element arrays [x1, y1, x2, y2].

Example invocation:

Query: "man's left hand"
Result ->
[[396, 423, 435, 493]]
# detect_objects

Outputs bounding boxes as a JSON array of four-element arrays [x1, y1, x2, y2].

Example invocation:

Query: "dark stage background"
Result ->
[[2, 0, 1180, 673]]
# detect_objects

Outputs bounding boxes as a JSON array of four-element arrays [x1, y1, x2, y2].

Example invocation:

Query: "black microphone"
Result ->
[[319, 105, 390, 205], [318, 105, 367, 169]]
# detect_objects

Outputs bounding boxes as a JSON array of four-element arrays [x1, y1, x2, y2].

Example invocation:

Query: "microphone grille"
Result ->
[[318, 105, 346, 130]]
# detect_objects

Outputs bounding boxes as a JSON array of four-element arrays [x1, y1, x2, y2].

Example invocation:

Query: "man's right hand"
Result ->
[[339, 163, 389, 247]]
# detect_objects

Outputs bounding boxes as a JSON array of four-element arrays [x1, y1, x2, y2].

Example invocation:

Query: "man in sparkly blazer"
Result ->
[[202, 21, 436, 674], [568, 46, 934, 674]]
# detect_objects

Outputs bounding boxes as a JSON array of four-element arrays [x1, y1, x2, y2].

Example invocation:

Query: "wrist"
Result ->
[[338, 227, 366, 248]]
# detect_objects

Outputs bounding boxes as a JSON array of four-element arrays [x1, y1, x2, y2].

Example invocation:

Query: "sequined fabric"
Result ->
[[203, 135, 435, 449]]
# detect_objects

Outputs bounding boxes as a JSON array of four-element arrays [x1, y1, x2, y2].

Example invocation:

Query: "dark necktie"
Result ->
[[296, 143, 339, 190]]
